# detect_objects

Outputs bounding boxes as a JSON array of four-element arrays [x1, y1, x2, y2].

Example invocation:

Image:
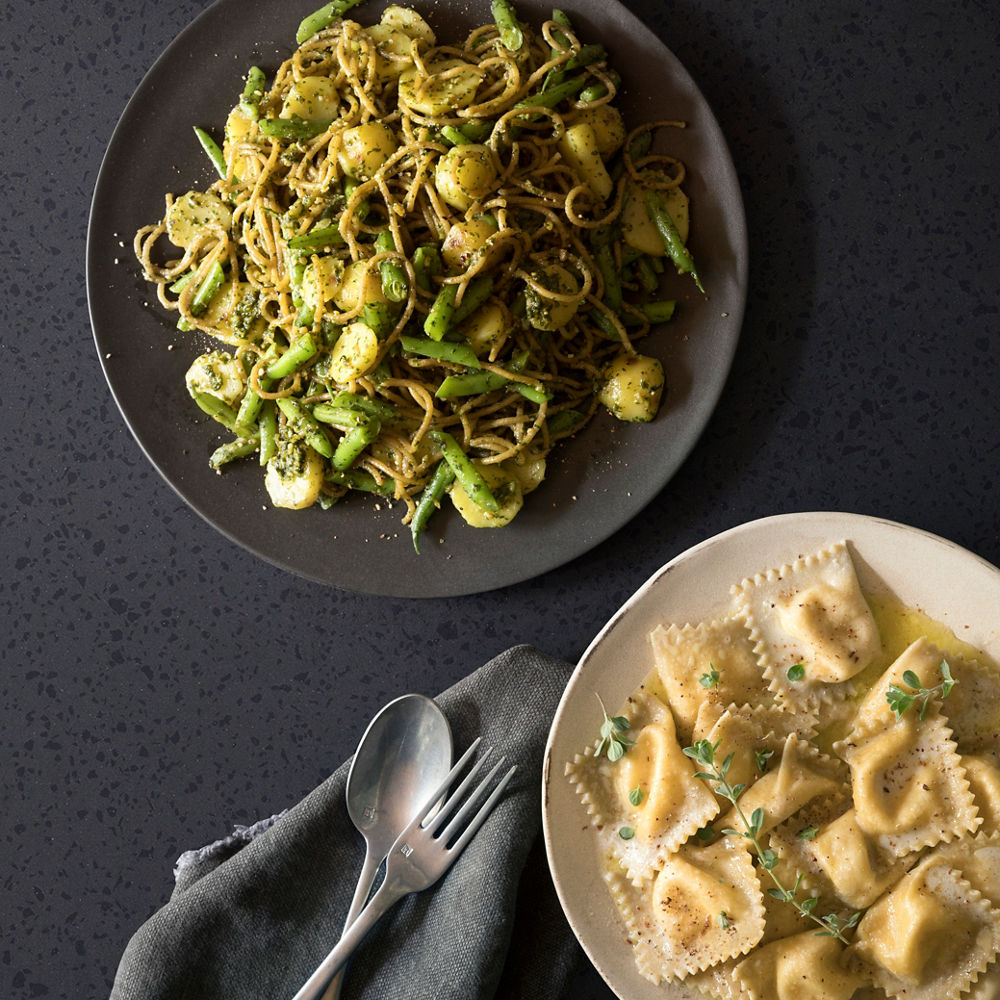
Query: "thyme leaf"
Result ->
[[885, 660, 957, 720], [595, 695, 635, 761], [700, 664, 721, 688]]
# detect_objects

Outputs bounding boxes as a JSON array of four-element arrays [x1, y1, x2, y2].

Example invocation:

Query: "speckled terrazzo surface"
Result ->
[[2, 0, 998, 996]]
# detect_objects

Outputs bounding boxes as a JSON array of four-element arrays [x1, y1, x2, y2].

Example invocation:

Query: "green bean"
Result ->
[[542, 10, 569, 89], [491, 0, 524, 51], [343, 178, 370, 221], [513, 382, 552, 404], [459, 121, 493, 142], [296, 0, 363, 43], [580, 70, 622, 104], [410, 459, 456, 553], [589, 299, 677, 339], [311, 404, 369, 429], [329, 391, 398, 422], [235, 346, 278, 431], [412, 245, 443, 293], [429, 430, 499, 512], [287, 225, 345, 250], [169, 270, 195, 294], [423, 282, 459, 341], [275, 398, 334, 458], [361, 301, 394, 339], [375, 231, 409, 302], [546, 408, 584, 435], [440, 125, 472, 146], [645, 191, 705, 292], [326, 468, 396, 496], [239, 66, 267, 120], [589, 309, 623, 341], [434, 353, 544, 400], [332, 418, 380, 470], [258, 116, 333, 141], [515, 74, 587, 110], [236, 387, 265, 433], [266, 332, 318, 379], [191, 392, 242, 433], [641, 299, 677, 324], [595, 244, 621, 311], [435, 370, 508, 398], [451, 276, 494, 326], [189, 260, 226, 317], [399, 335, 481, 369], [636, 256, 659, 293], [627, 127, 652, 162], [210, 436, 260, 470], [258, 401, 277, 465], [564, 44, 606, 71], [193, 126, 226, 179]]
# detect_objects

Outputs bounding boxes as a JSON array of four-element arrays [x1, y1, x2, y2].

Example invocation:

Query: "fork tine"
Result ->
[[436, 755, 505, 844], [425, 748, 493, 836], [448, 763, 517, 856], [415, 736, 481, 828]]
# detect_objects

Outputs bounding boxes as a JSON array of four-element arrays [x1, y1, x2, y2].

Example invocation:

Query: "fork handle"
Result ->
[[290, 878, 408, 1000]]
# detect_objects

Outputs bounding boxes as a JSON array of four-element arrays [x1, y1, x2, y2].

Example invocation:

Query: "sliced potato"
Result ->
[[265, 441, 324, 509], [558, 123, 614, 200], [334, 260, 389, 311], [281, 76, 339, 122], [567, 105, 626, 157], [301, 257, 346, 313], [622, 179, 689, 256], [441, 216, 499, 271], [198, 281, 266, 341], [398, 59, 481, 116], [524, 262, 580, 331], [328, 322, 379, 382], [434, 145, 498, 212], [461, 301, 506, 357], [338, 122, 399, 180], [380, 4, 435, 44], [504, 450, 546, 495], [185, 351, 245, 405], [450, 462, 523, 527], [598, 352, 665, 422], [166, 191, 232, 250]]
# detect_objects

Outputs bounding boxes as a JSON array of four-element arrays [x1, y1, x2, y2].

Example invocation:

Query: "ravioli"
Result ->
[[650, 616, 768, 744], [733, 541, 881, 706], [565, 692, 718, 885], [849, 855, 1000, 1000]]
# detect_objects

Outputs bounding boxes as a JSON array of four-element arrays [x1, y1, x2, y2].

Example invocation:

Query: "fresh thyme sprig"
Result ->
[[682, 739, 860, 944], [595, 696, 634, 761], [885, 660, 957, 720]]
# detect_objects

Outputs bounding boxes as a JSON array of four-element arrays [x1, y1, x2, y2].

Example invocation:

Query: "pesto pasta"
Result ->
[[134, 0, 701, 549]]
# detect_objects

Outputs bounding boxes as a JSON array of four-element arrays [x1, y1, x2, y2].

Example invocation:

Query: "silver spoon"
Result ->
[[311, 693, 453, 1000]]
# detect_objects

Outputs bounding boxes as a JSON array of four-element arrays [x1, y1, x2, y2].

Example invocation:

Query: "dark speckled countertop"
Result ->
[[2, 0, 998, 996]]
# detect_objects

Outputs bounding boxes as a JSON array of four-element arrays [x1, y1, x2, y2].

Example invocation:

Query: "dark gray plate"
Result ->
[[87, 0, 747, 598]]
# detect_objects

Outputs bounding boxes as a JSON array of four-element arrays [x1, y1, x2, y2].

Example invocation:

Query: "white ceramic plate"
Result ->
[[542, 511, 1000, 999]]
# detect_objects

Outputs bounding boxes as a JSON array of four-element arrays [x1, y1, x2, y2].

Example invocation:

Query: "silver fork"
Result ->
[[291, 738, 516, 1000]]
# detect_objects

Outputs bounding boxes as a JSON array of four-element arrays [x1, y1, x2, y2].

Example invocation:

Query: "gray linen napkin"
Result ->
[[110, 645, 580, 1000]]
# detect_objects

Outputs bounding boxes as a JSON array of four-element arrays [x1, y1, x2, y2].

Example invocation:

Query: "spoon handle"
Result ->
[[291, 877, 404, 1000], [318, 849, 381, 1000]]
